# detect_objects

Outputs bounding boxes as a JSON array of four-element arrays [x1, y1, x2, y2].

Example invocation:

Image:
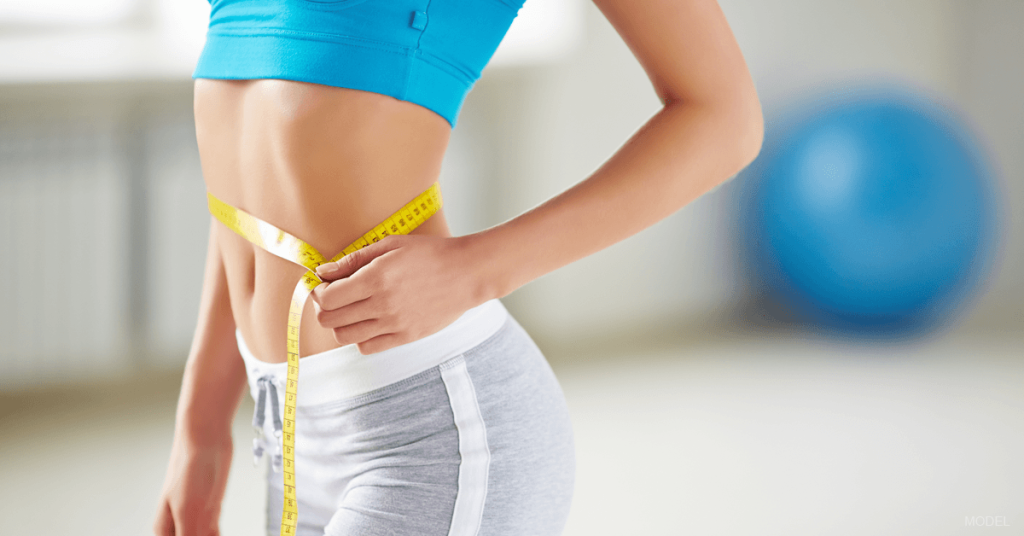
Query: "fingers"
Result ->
[[331, 319, 390, 347], [313, 296, 376, 330], [314, 251, 362, 282], [311, 273, 375, 311], [318, 299, 418, 349], [315, 235, 403, 282], [357, 332, 411, 355]]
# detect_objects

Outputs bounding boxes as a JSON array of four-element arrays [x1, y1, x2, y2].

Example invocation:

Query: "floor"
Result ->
[[0, 329, 1021, 535]]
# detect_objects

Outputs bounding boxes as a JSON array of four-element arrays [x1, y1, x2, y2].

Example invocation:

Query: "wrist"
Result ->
[[455, 231, 514, 303]]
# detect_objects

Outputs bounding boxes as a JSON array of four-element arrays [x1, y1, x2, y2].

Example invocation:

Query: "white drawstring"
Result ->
[[252, 375, 284, 473]]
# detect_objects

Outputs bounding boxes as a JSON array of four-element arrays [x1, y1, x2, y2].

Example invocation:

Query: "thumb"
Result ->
[[316, 236, 401, 281]]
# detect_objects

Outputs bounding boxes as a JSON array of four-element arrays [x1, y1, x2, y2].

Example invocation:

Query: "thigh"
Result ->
[[267, 365, 462, 536], [323, 470, 459, 536], [323, 366, 462, 535], [464, 318, 577, 536]]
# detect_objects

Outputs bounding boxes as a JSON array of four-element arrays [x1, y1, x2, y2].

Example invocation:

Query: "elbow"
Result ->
[[708, 104, 762, 192], [716, 93, 764, 184], [665, 88, 764, 175], [733, 94, 764, 172], [660, 84, 764, 188]]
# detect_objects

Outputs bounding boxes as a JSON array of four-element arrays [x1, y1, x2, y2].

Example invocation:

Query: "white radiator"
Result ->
[[0, 119, 130, 389], [0, 107, 208, 390], [144, 116, 209, 368]]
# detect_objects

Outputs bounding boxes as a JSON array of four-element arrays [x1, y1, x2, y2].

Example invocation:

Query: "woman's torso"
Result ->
[[194, 78, 453, 362]]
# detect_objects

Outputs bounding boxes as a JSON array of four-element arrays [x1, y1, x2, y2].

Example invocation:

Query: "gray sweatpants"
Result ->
[[250, 309, 575, 536]]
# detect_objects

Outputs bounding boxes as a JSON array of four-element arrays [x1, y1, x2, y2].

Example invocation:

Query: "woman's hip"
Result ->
[[254, 305, 575, 535]]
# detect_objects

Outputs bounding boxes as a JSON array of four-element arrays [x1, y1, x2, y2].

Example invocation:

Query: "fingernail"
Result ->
[[316, 262, 339, 276]]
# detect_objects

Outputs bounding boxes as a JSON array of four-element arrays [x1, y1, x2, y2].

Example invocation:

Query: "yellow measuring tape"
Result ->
[[207, 182, 442, 535]]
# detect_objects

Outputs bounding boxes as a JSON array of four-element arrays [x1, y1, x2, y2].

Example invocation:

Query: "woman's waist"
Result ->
[[215, 175, 453, 360], [238, 298, 511, 407], [213, 177, 453, 259]]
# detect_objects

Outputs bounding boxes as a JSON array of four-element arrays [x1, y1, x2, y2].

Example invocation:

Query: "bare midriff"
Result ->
[[194, 78, 454, 363]]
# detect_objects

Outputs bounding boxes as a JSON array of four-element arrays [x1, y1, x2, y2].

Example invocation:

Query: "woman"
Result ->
[[155, 0, 763, 534]]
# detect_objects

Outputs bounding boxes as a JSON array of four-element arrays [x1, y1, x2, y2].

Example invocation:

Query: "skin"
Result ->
[[155, 0, 763, 534]]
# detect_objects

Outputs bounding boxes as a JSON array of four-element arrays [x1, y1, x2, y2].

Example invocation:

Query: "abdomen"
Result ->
[[194, 78, 454, 362]]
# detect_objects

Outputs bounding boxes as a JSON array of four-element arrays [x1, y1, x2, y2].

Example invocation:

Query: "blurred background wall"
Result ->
[[0, 0, 1021, 534]]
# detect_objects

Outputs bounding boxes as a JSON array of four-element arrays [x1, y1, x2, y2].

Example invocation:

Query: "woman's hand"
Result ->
[[310, 234, 489, 354], [153, 433, 233, 536]]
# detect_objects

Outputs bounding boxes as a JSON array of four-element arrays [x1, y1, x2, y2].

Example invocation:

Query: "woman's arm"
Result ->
[[154, 221, 248, 536], [172, 220, 248, 442], [471, 0, 763, 299], [310, 0, 762, 354]]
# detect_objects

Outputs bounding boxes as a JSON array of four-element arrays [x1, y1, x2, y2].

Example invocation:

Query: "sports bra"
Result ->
[[193, 0, 527, 127]]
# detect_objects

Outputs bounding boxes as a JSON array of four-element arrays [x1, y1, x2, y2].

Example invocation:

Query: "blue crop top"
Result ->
[[193, 0, 527, 128]]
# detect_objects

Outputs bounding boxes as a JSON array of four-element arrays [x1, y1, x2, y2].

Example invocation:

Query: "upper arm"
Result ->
[[591, 0, 760, 112]]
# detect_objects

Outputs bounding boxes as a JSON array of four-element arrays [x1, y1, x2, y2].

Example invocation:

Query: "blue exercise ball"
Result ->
[[742, 91, 998, 333]]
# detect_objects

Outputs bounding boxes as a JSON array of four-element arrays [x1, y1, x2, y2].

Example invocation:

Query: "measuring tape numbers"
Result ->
[[207, 182, 442, 535]]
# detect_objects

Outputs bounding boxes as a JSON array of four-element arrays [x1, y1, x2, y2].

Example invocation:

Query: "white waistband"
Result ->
[[237, 298, 510, 406]]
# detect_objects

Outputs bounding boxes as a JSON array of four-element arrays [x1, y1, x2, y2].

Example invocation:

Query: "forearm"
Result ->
[[174, 221, 248, 445], [467, 99, 763, 300]]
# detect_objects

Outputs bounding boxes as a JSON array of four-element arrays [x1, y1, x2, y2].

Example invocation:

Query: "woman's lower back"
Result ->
[[193, 78, 455, 362]]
